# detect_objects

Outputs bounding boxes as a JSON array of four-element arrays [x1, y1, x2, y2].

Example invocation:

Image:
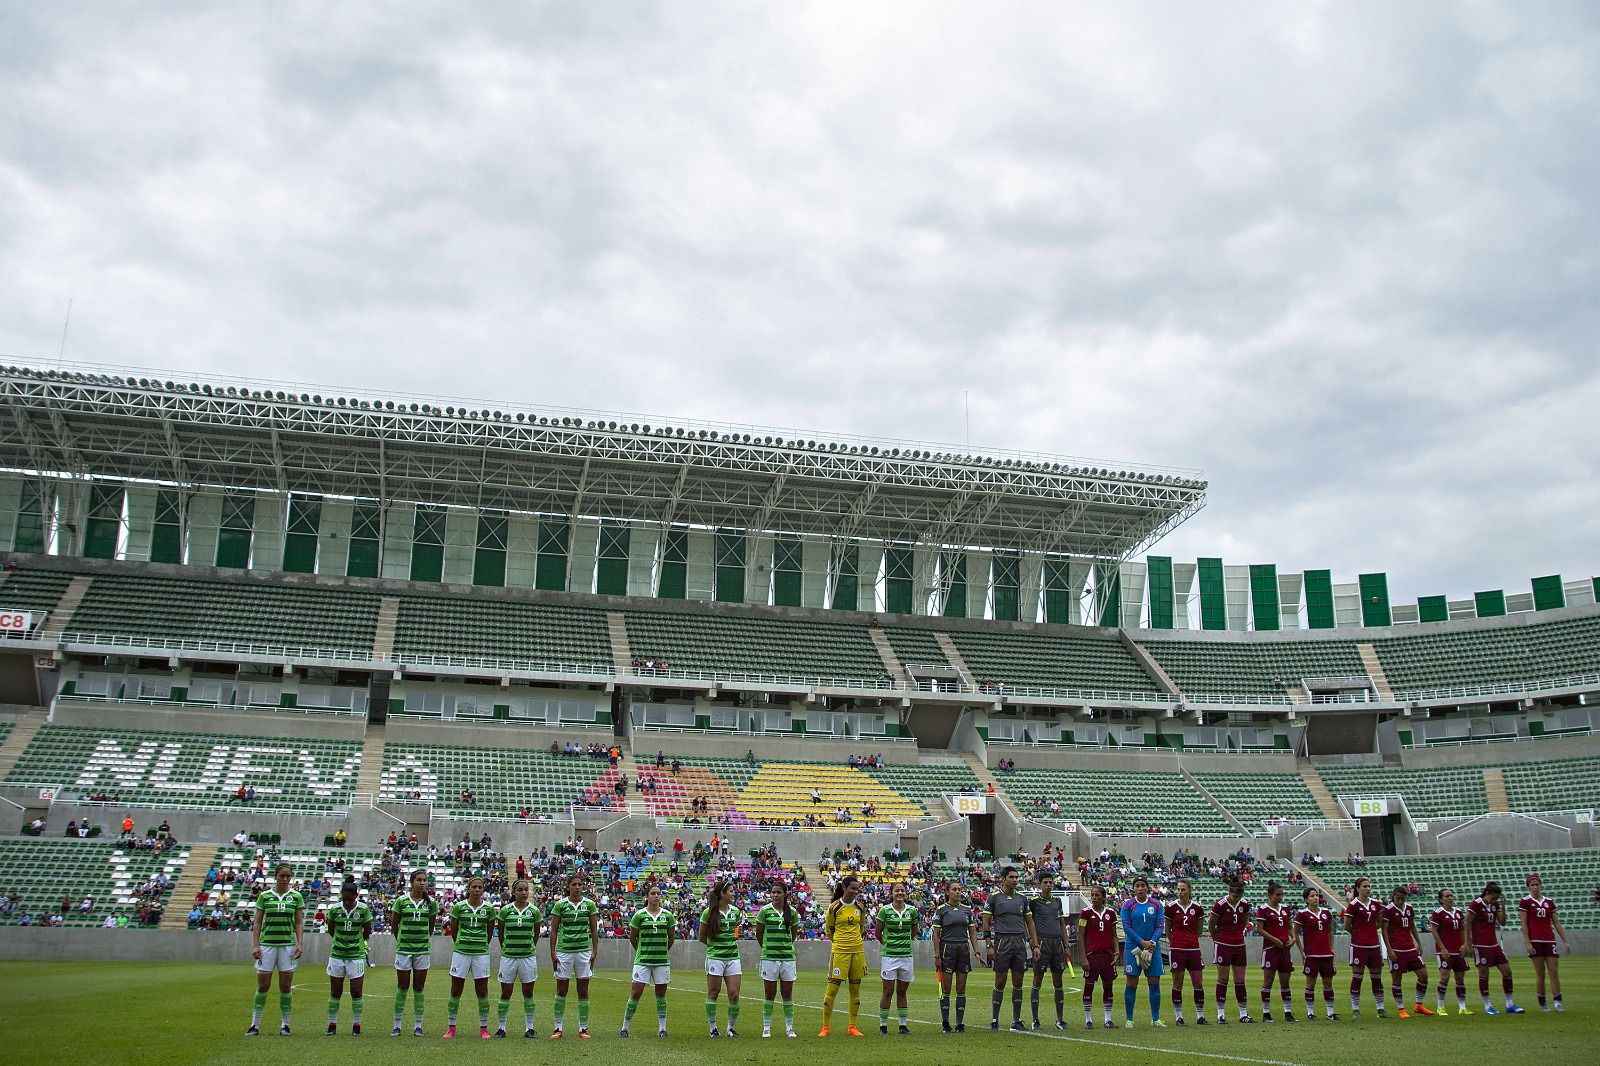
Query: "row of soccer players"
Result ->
[[1076, 872, 1571, 1031]]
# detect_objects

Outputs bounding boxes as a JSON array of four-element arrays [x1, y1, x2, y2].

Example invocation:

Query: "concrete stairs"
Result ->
[[1356, 643, 1394, 702], [1284, 858, 1341, 908], [1483, 768, 1511, 814], [355, 722, 387, 796], [0, 707, 49, 780], [934, 634, 979, 691], [1178, 766, 1251, 834], [372, 596, 399, 661], [160, 844, 219, 930], [958, 751, 1019, 820], [35, 575, 93, 641], [607, 612, 633, 674], [1297, 762, 1347, 821], [1119, 631, 1181, 697], [867, 627, 909, 685]]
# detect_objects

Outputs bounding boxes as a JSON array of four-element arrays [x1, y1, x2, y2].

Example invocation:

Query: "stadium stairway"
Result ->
[[0, 708, 49, 780], [1177, 767, 1250, 834], [355, 723, 386, 797], [34, 575, 93, 641], [372, 596, 399, 661], [159, 844, 217, 931], [1356, 643, 1394, 701], [960, 752, 1019, 821], [607, 612, 632, 674], [934, 634, 979, 690], [867, 627, 909, 685], [1119, 632, 1180, 696], [1296, 762, 1347, 822], [1483, 768, 1511, 814], [1284, 858, 1341, 906]]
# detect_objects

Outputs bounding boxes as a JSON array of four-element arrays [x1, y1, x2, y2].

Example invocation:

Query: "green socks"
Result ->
[[328, 996, 340, 1024], [784, 1001, 794, 1028], [352, 996, 362, 1025], [880, 1007, 890, 1027], [278, 992, 292, 1026], [524, 995, 536, 1029], [499, 998, 511, 1028], [413, 990, 425, 1025], [656, 995, 668, 1026], [251, 990, 267, 1025], [728, 1001, 739, 1029], [478, 995, 489, 1028], [394, 989, 407, 1024], [578, 997, 589, 1030], [624, 997, 639, 1026], [764, 1000, 775, 1024], [447, 994, 460, 1025], [898, 1007, 908, 1027], [706, 998, 718, 1026], [553, 994, 566, 1029]]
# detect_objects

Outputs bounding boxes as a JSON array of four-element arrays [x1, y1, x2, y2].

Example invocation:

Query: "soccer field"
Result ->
[[0, 960, 1594, 1066]]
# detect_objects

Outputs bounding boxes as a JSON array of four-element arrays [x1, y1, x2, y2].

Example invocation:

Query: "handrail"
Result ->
[[632, 722, 913, 741], [60, 631, 371, 663], [53, 693, 364, 717]]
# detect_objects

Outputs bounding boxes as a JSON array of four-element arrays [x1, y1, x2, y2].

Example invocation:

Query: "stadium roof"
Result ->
[[0, 362, 1206, 558]]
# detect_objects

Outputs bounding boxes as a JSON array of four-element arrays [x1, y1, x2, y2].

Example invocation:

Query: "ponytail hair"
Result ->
[[773, 880, 796, 935], [705, 880, 730, 940]]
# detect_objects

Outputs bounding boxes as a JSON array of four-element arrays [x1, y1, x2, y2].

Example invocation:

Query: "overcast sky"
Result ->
[[2, 1, 1596, 604]]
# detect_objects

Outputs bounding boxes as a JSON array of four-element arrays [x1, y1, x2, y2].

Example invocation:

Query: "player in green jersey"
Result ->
[[622, 880, 675, 1038], [390, 869, 438, 1037], [444, 876, 494, 1039], [875, 881, 919, 1034], [754, 880, 800, 1039], [495, 879, 542, 1039], [247, 862, 304, 1037], [548, 873, 599, 1039], [324, 879, 374, 1036], [699, 878, 744, 1037]]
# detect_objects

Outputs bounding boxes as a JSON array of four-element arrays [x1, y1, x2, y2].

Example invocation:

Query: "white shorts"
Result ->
[[393, 952, 431, 972], [326, 957, 367, 979], [499, 956, 539, 984], [449, 953, 491, 980], [760, 959, 798, 982], [555, 951, 593, 980], [632, 964, 671, 986], [880, 957, 914, 982], [706, 957, 742, 977], [255, 945, 298, 973]]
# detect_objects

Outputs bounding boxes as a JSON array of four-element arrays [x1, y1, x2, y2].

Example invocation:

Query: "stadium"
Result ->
[[0, 362, 1595, 1065]]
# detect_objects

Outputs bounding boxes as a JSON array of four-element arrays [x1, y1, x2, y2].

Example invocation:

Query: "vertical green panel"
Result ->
[[992, 553, 1019, 622], [13, 482, 46, 554], [772, 536, 803, 607], [536, 518, 570, 591], [1304, 569, 1335, 629], [1145, 555, 1174, 629], [215, 528, 251, 568], [1416, 595, 1449, 623], [596, 524, 630, 596], [1473, 589, 1506, 618], [1249, 563, 1279, 631], [1042, 558, 1071, 624], [83, 484, 124, 559], [940, 552, 966, 618], [1358, 572, 1391, 627], [149, 490, 183, 564], [1594, 577, 1600, 603], [473, 511, 508, 587], [1197, 557, 1226, 631], [884, 546, 913, 615], [1530, 575, 1564, 612], [715, 530, 746, 604], [658, 526, 687, 599], [1096, 562, 1120, 626], [346, 538, 379, 579], [347, 502, 381, 578], [282, 534, 318, 573], [828, 542, 858, 611], [410, 505, 446, 582]]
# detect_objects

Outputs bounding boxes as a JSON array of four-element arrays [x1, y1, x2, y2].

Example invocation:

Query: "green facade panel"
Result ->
[[1474, 589, 1506, 618], [410, 505, 445, 583], [1145, 555, 1174, 629], [1197, 557, 1226, 631], [941, 553, 966, 619], [715, 530, 746, 604], [83, 484, 124, 560], [1097, 562, 1120, 626], [535, 518, 570, 591], [596, 524, 630, 596], [1358, 572, 1391, 627], [1304, 569, 1335, 629], [1417, 595, 1449, 624], [1530, 574, 1564, 612], [1249, 563, 1279, 631], [13, 483, 47, 554], [884, 546, 913, 615], [347, 502, 381, 578], [657, 527, 688, 599], [992, 553, 1020, 622]]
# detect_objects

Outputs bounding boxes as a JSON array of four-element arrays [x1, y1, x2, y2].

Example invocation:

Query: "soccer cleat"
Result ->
[[1124, 1020, 1135, 1029], [1175, 1016, 1185, 1027], [1351, 1008, 1361, 1020], [1215, 1015, 1227, 1025], [245, 1025, 260, 1037], [817, 1025, 830, 1038], [1011, 1020, 1028, 1032], [497, 1028, 508, 1039], [279, 1026, 291, 1037], [1484, 1006, 1501, 1016], [390, 1025, 402, 1037], [351, 1024, 361, 1037], [1284, 1012, 1295, 1023], [1504, 1004, 1525, 1015], [1377, 1008, 1388, 1019], [1397, 1008, 1411, 1020], [846, 1025, 864, 1038], [658, 1028, 668, 1038], [1055, 1020, 1067, 1030], [1239, 1014, 1255, 1024], [443, 1026, 456, 1039], [1195, 1015, 1208, 1025], [1104, 1020, 1116, 1029], [1153, 1020, 1167, 1027], [899, 1025, 911, 1035], [1554, 1002, 1565, 1013], [526, 1029, 539, 1039], [709, 1024, 720, 1038], [480, 1028, 492, 1040], [880, 1024, 889, 1035], [942, 1022, 953, 1033], [578, 1029, 592, 1039], [1539, 1005, 1551, 1013], [1329, 1013, 1340, 1020], [727, 1028, 737, 1038], [549, 1029, 563, 1039], [786, 1028, 797, 1038], [990, 1021, 1000, 1031], [1456, 1006, 1474, 1015], [1263, 1014, 1274, 1023], [1085, 1020, 1095, 1030], [1414, 1003, 1435, 1016], [1032, 1020, 1041, 1031], [955, 1024, 966, 1033], [762, 1028, 772, 1039], [413, 1024, 424, 1037], [326, 1023, 338, 1036]]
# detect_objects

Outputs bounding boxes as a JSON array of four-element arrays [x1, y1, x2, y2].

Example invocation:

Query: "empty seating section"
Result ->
[[625, 610, 890, 683], [1140, 638, 1368, 700], [1000, 768, 1237, 834], [1315, 765, 1488, 818], [866, 763, 983, 815], [945, 630, 1154, 694], [4, 726, 362, 810], [0, 720, 12, 747], [736, 763, 923, 824], [378, 742, 606, 815], [1499, 758, 1600, 814], [392, 596, 611, 671], [1374, 616, 1600, 694], [882, 628, 952, 672], [66, 573, 379, 655], [1356, 851, 1600, 929], [1190, 771, 1325, 826], [0, 569, 75, 616], [0, 839, 188, 925]]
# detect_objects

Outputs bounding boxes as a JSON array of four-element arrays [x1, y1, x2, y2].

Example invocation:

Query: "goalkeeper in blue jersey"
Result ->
[[1119, 876, 1167, 1028]]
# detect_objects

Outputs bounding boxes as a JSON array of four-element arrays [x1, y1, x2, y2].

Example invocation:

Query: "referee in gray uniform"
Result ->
[[1028, 871, 1069, 1029], [983, 867, 1037, 1031]]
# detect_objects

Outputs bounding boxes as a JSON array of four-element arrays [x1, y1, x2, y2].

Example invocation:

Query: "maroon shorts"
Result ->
[[1349, 945, 1384, 970], [1262, 946, 1294, 974], [1437, 952, 1468, 974], [1389, 949, 1426, 975], [1302, 956, 1336, 980], [1085, 950, 1117, 985], [1169, 948, 1205, 974], [1528, 941, 1559, 959], [1474, 944, 1508, 968], [1214, 943, 1247, 968]]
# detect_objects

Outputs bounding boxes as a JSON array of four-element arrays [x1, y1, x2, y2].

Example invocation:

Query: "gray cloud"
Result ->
[[1, 0, 1596, 604]]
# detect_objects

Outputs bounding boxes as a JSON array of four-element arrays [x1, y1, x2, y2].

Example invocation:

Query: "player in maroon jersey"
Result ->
[[1340, 876, 1387, 1017], [1295, 887, 1338, 1020], [1207, 879, 1253, 1023], [1164, 878, 1207, 1026], [1255, 881, 1296, 1023], [1078, 885, 1120, 1030], [1381, 886, 1434, 1018], [1427, 888, 1472, 1015], [1517, 874, 1570, 1012], [1466, 882, 1524, 1015]]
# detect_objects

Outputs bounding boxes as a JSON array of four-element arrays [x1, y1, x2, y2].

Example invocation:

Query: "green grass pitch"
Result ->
[[0, 959, 1595, 1066]]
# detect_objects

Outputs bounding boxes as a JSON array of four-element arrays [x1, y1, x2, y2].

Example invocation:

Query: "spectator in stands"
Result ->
[[332, 828, 346, 848], [811, 788, 822, 805], [26, 817, 44, 835], [232, 786, 247, 802], [65, 820, 77, 837], [656, 750, 665, 768], [746, 749, 757, 766], [75, 822, 89, 838], [120, 816, 135, 838]]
